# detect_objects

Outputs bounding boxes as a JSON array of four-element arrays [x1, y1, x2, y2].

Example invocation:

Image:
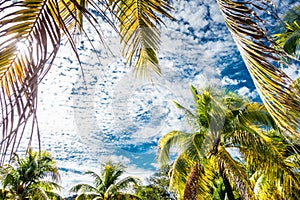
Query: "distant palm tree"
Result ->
[[0, 0, 299, 163], [69, 161, 141, 200], [0, 148, 63, 199], [158, 86, 300, 200]]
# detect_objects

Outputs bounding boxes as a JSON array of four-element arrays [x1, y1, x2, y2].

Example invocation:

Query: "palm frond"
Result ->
[[158, 131, 191, 165], [44, 191, 64, 200], [110, 0, 174, 77], [69, 183, 98, 193], [114, 193, 142, 200], [274, 21, 300, 57], [169, 153, 194, 199], [183, 162, 214, 200], [0, 0, 61, 163], [216, 146, 255, 200], [113, 176, 140, 192], [0, 0, 115, 162], [216, 0, 300, 138], [84, 170, 103, 187], [75, 193, 100, 200]]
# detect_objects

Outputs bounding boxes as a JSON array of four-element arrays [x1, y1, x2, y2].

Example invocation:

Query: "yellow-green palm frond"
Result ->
[[158, 131, 191, 165], [273, 4, 300, 58], [238, 130, 300, 199], [216, 0, 300, 139], [109, 0, 174, 77], [216, 146, 255, 200], [293, 77, 300, 92], [183, 162, 214, 200], [168, 153, 194, 199]]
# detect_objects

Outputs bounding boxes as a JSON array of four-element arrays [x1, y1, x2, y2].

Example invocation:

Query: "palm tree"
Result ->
[[0, 148, 63, 199], [0, 0, 299, 162], [69, 160, 141, 200], [158, 85, 299, 199]]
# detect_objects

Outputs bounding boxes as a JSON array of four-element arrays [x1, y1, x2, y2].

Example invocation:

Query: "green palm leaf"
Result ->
[[109, 0, 174, 77], [183, 162, 214, 200], [216, 0, 300, 138], [69, 183, 98, 193], [70, 161, 140, 199], [158, 131, 191, 165], [216, 146, 255, 200]]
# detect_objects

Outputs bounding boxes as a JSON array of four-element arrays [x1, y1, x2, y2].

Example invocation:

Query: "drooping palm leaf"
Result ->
[[109, 0, 174, 77], [158, 130, 191, 165], [0, 0, 111, 163], [216, 146, 255, 200], [0, 0, 62, 163], [183, 162, 214, 200], [216, 0, 300, 138]]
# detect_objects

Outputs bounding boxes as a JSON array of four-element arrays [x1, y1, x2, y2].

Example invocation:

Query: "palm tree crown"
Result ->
[[69, 160, 141, 200], [0, 148, 62, 199], [158, 86, 300, 200]]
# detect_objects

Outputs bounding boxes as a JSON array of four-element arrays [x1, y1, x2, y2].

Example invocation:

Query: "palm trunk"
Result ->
[[219, 163, 235, 200]]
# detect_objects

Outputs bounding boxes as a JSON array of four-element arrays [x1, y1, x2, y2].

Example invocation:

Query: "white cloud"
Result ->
[[237, 86, 258, 99], [221, 76, 239, 85]]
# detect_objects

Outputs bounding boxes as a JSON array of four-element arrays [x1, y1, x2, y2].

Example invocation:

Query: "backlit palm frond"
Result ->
[[110, 0, 174, 77], [69, 183, 98, 193], [55, 0, 87, 34], [236, 130, 300, 199], [183, 162, 214, 200], [158, 130, 191, 165], [292, 77, 300, 92], [274, 4, 300, 58], [216, 146, 255, 200], [0, 0, 108, 163], [169, 153, 194, 199], [108, 176, 140, 195], [0, 0, 62, 163], [216, 0, 300, 138], [83, 170, 103, 189]]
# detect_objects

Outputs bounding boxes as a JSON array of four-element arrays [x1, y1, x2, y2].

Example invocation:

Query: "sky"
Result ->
[[14, 0, 299, 197]]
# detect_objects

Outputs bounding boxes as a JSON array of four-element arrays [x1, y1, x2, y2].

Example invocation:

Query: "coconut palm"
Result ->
[[0, 148, 63, 199], [0, 0, 299, 163], [69, 161, 141, 200], [158, 85, 300, 199]]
